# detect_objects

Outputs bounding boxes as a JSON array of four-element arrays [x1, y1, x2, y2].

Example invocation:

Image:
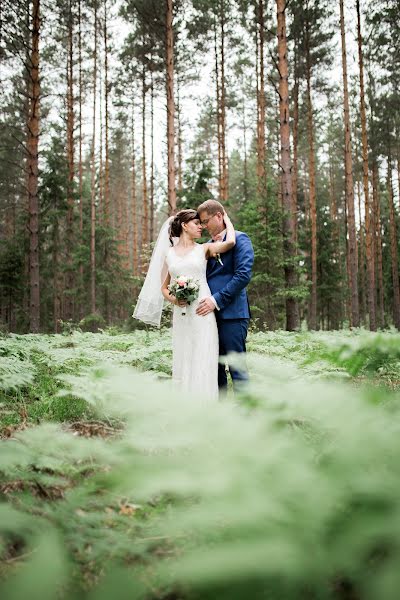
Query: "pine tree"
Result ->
[[65, 0, 75, 322], [27, 0, 41, 332], [166, 0, 177, 213], [356, 0, 375, 330], [276, 0, 299, 331], [90, 0, 98, 314]]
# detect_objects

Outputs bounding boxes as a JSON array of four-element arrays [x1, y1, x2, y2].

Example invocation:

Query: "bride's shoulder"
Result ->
[[165, 245, 174, 260]]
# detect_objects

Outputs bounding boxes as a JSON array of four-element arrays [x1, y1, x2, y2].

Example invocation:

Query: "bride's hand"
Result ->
[[173, 298, 187, 307]]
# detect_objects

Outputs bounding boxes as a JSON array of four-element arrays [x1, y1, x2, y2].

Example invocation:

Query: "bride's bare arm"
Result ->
[[205, 211, 236, 259], [161, 273, 173, 302], [161, 273, 186, 306]]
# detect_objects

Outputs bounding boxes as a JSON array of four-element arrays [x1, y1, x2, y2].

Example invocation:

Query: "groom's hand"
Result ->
[[196, 297, 216, 316]]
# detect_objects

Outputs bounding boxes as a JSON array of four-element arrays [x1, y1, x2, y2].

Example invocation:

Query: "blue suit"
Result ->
[[206, 231, 254, 390]]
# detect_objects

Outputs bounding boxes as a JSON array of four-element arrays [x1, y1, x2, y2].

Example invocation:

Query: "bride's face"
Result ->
[[183, 218, 203, 239]]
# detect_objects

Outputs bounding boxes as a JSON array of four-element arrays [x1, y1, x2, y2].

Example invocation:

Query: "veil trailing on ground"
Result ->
[[133, 216, 176, 327]]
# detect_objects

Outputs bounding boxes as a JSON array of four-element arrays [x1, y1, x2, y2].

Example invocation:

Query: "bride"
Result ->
[[133, 209, 235, 400]]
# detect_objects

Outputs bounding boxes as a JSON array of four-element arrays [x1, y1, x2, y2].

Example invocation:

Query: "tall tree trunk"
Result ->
[[276, 0, 299, 331], [241, 90, 249, 203], [104, 0, 110, 226], [219, 0, 228, 201], [356, 0, 375, 330], [166, 0, 176, 214], [99, 63, 104, 223], [256, 0, 266, 198], [397, 144, 400, 206], [372, 162, 384, 327], [141, 62, 148, 253], [357, 178, 366, 323], [344, 191, 352, 324], [131, 99, 138, 275], [291, 67, 299, 244], [78, 0, 84, 299], [305, 21, 317, 330], [90, 0, 97, 314], [328, 138, 337, 221], [27, 0, 40, 333], [150, 65, 155, 241], [103, 0, 110, 322], [53, 220, 61, 333], [276, 95, 283, 209], [387, 152, 400, 329], [340, 0, 359, 327], [214, 20, 222, 198], [65, 0, 75, 322], [176, 75, 183, 193]]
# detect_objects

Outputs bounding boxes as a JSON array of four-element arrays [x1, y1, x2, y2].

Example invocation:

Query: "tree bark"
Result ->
[[357, 177, 366, 324], [78, 0, 84, 295], [27, 0, 41, 333], [291, 70, 299, 244], [104, 0, 110, 226], [340, 0, 359, 327], [103, 0, 110, 322], [387, 153, 400, 329], [176, 75, 183, 193], [305, 20, 317, 330], [90, 0, 97, 314], [150, 64, 155, 241], [99, 64, 104, 223], [372, 162, 384, 327], [53, 219, 61, 333], [141, 62, 148, 252], [356, 0, 376, 330], [219, 0, 228, 201], [214, 20, 222, 199], [343, 191, 352, 324], [65, 0, 75, 322], [276, 0, 299, 331], [241, 91, 249, 203], [131, 99, 138, 275], [166, 0, 176, 214], [256, 0, 266, 198], [328, 137, 337, 221]]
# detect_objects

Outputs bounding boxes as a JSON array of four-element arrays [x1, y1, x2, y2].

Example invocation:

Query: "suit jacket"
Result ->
[[206, 230, 254, 320]]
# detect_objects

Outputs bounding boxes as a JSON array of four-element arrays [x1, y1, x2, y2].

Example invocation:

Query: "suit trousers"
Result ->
[[215, 316, 249, 391]]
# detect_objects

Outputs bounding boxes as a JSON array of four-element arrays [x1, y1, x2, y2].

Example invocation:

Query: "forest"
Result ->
[[2, 2, 400, 598], [1, 0, 399, 334]]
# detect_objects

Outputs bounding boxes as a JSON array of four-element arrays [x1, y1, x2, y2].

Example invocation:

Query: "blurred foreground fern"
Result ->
[[1, 330, 400, 599]]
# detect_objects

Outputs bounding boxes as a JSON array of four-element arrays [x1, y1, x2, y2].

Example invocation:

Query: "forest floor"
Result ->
[[1, 327, 399, 436], [1, 328, 400, 599]]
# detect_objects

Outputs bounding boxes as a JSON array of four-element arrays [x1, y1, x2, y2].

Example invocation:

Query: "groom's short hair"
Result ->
[[197, 199, 224, 215]]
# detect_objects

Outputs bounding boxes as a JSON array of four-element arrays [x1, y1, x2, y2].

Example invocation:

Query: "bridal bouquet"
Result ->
[[168, 276, 200, 316]]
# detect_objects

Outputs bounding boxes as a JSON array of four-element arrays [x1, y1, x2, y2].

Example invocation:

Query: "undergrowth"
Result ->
[[0, 328, 400, 599]]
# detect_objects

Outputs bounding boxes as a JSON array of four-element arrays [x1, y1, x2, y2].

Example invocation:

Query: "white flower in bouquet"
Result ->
[[168, 276, 200, 316]]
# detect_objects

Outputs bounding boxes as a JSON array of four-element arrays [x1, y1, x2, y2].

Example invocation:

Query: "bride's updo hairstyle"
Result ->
[[169, 209, 199, 245]]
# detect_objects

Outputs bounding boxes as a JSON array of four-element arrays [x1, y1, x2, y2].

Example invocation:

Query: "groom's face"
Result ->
[[199, 211, 224, 237]]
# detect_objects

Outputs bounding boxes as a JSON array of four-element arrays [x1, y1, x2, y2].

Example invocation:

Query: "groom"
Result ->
[[196, 199, 254, 392]]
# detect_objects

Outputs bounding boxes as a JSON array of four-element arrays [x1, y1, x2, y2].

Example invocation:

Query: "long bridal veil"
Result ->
[[133, 216, 175, 327]]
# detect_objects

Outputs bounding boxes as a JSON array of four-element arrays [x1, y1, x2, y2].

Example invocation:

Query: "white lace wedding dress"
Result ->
[[166, 243, 219, 401]]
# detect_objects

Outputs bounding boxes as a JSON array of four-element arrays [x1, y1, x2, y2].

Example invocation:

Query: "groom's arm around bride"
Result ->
[[196, 199, 254, 391]]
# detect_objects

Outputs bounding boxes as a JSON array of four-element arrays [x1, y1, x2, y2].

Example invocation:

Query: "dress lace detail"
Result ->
[[166, 243, 219, 401]]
